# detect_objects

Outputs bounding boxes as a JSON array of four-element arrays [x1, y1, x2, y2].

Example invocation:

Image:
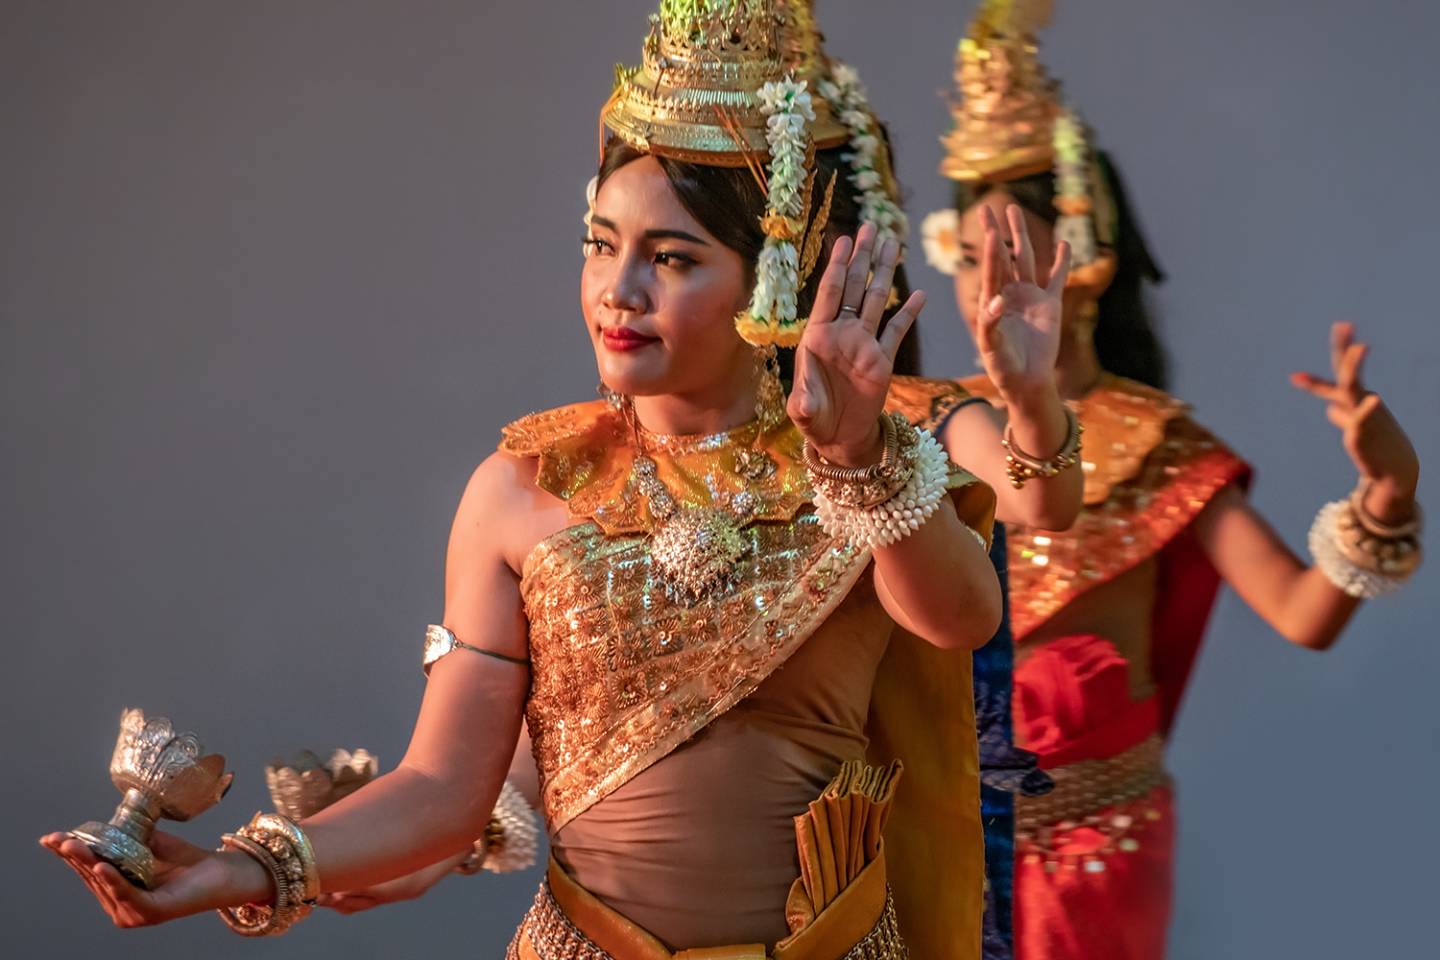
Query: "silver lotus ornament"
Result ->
[[68, 708, 233, 889], [266, 748, 378, 820]]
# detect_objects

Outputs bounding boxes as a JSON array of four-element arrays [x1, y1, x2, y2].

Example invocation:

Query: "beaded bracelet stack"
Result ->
[[216, 812, 319, 937], [1310, 481, 1422, 598], [808, 413, 957, 550], [1001, 407, 1083, 490], [454, 779, 540, 876]]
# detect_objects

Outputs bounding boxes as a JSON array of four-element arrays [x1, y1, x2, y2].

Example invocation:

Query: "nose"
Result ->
[[601, 259, 649, 314]]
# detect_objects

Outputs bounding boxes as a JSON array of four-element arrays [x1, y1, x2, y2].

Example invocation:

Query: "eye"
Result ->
[[654, 250, 695, 268], [582, 236, 614, 258], [960, 254, 979, 269]]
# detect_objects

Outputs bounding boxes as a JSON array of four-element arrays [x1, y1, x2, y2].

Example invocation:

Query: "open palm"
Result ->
[[975, 204, 1071, 398], [790, 224, 924, 465]]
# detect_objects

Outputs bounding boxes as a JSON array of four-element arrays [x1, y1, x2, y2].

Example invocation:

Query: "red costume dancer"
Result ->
[[921, 2, 1423, 956]]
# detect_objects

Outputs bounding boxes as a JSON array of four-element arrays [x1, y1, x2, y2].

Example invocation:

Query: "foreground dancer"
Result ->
[[39, 2, 1064, 956], [920, 3, 1423, 958], [318, 6, 1072, 955]]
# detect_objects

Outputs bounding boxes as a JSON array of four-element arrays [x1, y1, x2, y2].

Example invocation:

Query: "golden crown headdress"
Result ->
[[604, 0, 842, 347], [605, 0, 846, 165], [930, 0, 1115, 294]]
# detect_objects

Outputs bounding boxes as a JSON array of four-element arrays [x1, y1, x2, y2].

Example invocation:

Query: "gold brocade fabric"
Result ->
[[520, 512, 868, 834], [958, 374, 1248, 640]]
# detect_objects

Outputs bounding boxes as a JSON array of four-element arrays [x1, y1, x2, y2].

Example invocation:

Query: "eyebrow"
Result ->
[[960, 239, 1015, 251], [589, 216, 710, 246]]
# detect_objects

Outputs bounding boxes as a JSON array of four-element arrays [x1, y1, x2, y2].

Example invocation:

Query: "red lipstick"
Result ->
[[601, 327, 659, 352]]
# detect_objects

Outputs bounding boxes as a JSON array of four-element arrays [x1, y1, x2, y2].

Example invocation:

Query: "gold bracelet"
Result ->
[[804, 414, 917, 508], [1002, 407, 1083, 489], [215, 812, 318, 937], [1333, 499, 1423, 579], [1349, 480, 1423, 540]]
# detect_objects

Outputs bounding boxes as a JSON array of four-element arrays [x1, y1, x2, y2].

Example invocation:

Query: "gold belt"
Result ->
[[507, 878, 907, 960], [1016, 734, 1169, 835]]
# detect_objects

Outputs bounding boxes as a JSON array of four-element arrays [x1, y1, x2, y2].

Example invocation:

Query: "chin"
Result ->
[[595, 355, 671, 399]]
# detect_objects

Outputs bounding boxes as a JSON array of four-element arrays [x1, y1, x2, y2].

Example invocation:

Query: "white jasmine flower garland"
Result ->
[[737, 76, 815, 348], [815, 62, 909, 248]]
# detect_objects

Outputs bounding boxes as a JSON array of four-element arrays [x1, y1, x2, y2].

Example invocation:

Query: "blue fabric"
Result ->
[[975, 523, 1052, 960]]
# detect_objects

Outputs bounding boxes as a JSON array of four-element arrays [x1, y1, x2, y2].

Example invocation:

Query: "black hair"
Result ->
[[951, 151, 1168, 389]]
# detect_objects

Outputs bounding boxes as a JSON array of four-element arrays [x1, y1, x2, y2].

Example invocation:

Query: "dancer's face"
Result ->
[[952, 187, 1059, 334], [582, 156, 753, 400]]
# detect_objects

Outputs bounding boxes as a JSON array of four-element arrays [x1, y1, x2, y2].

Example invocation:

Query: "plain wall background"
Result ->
[[3, 1, 1436, 956]]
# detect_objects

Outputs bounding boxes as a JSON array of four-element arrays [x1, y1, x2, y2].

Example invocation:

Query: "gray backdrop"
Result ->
[[4, 1, 1437, 957]]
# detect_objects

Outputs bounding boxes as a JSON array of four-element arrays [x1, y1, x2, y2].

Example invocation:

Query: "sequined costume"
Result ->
[[960, 374, 1251, 960], [500, 392, 997, 958]]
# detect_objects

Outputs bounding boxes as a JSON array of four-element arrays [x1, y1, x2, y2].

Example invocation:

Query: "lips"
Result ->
[[601, 327, 659, 352]]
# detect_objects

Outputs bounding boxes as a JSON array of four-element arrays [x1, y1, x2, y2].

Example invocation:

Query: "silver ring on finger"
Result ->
[[838, 304, 861, 318]]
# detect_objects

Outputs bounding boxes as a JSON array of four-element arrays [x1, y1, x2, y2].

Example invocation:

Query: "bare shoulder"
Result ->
[[451, 450, 569, 576]]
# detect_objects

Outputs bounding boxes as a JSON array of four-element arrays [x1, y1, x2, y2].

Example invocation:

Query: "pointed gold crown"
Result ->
[[604, 0, 844, 164], [940, 0, 1060, 182]]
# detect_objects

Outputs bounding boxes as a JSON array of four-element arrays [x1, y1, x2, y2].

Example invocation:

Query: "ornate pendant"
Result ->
[[649, 507, 752, 603]]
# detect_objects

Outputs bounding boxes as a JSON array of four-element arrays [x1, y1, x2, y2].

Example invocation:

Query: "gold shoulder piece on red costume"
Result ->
[[958, 373, 1189, 504], [885, 375, 983, 434], [965, 373, 1249, 640], [500, 400, 813, 536]]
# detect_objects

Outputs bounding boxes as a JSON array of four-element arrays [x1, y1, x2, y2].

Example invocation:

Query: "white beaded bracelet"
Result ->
[[813, 428, 952, 550], [1309, 499, 1409, 599]]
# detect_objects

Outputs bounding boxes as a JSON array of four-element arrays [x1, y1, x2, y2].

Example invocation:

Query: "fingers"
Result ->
[[859, 238, 900, 334], [1336, 341, 1368, 401], [1330, 321, 1353, 378], [810, 235, 854, 325], [787, 346, 821, 427], [1006, 204, 1036, 285], [840, 223, 878, 318], [1290, 370, 1344, 398], [977, 206, 1002, 318], [878, 291, 925, 362], [1046, 240, 1073, 295]]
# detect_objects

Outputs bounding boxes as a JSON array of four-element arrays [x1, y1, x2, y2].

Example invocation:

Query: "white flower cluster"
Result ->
[[920, 208, 964, 276], [739, 76, 815, 347], [812, 428, 952, 551], [1052, 108, 1097, 267], [816, 62, 909, 248]]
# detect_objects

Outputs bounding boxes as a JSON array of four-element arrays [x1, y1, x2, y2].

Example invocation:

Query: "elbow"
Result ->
[[1284, 627, 1343, 653], [924, 584, 1004, 652]]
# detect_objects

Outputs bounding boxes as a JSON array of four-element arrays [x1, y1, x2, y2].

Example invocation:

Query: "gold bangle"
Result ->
[[1349, 480, 1422, 540], [1002, 407, 1083, 489], [804, 414, 918, 508], [217, 833, 300, 937]]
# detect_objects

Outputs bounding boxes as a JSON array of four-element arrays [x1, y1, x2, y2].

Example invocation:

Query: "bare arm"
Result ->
[[791, 224, 1002, 651], [945, 203, 1082, 530], [871, 498, 1003, 650], [41, 452, 534, 924], [944, 398, 1081, 530], [1194, 322, 1420, 651]]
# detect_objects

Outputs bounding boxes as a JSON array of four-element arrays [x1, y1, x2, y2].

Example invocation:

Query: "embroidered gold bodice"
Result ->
[[959, 374, 1248, 640]]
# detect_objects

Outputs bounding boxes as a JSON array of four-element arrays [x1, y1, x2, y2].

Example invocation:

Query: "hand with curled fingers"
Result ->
[[973, 204, 1071, 403], [1291, 321, 1420, 523], [39, 828, 271, 928], [789, 223, 925, 467]]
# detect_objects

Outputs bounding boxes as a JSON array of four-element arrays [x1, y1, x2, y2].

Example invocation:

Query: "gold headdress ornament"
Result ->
[[604, 0, 843, 347], [927, 0, 1116, 295]]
